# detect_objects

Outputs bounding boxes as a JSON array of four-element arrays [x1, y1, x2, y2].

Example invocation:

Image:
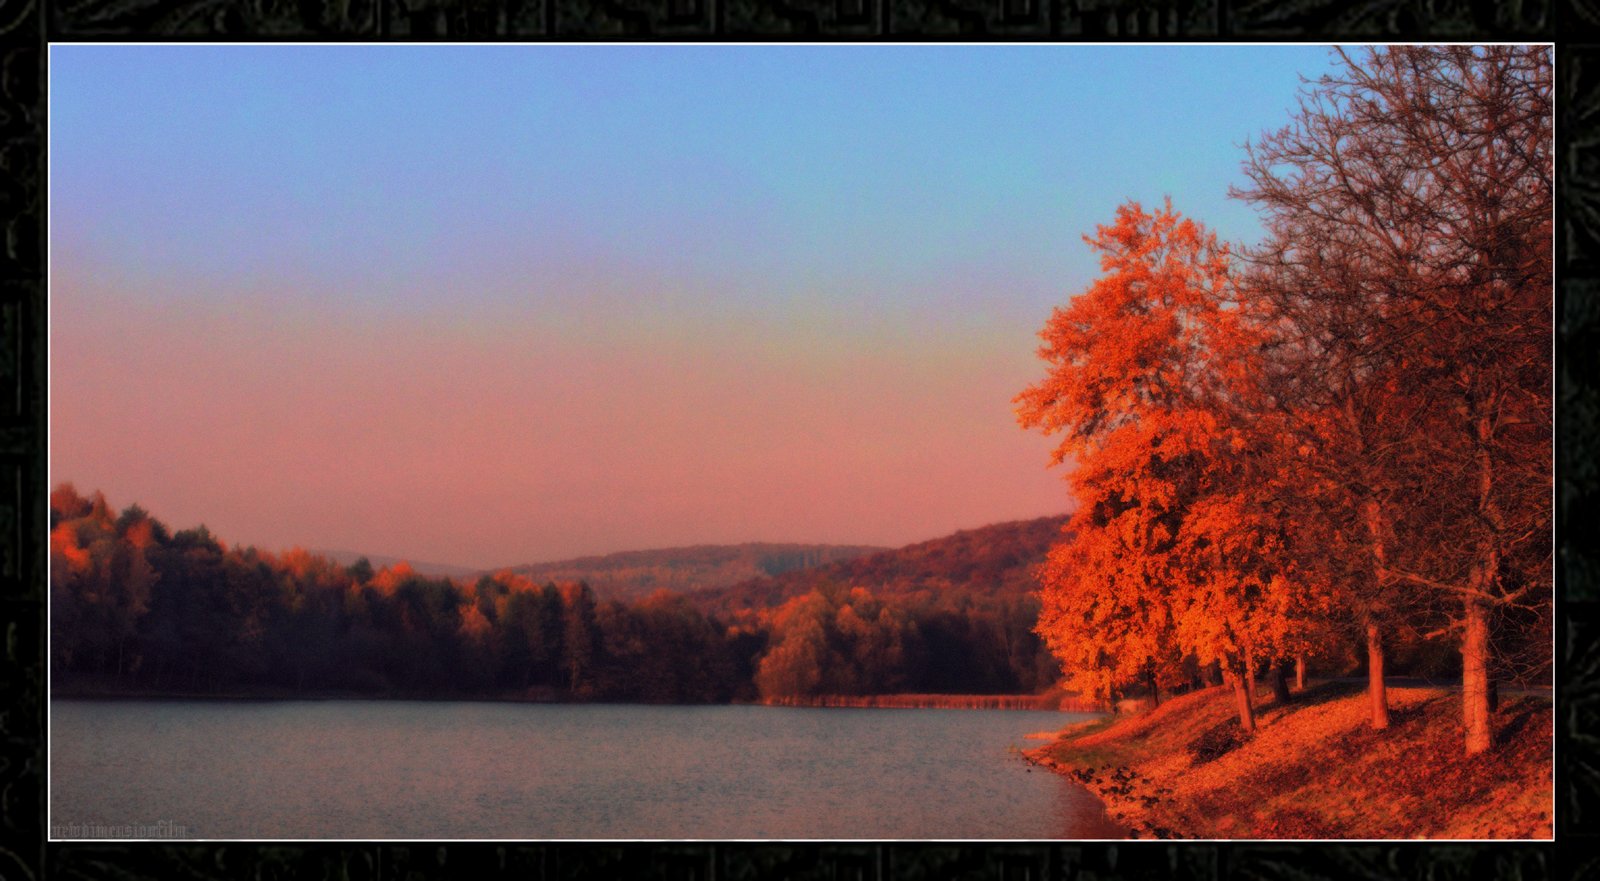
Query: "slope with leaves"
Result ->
[[1029, 680, 1551, 838]]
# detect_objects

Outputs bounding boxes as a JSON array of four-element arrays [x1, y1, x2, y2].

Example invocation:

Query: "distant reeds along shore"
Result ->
[[758, 692, 1102, 711]]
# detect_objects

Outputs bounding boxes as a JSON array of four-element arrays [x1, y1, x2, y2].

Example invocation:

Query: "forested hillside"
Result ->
[[690, 516, 1070, 617], [502, 543, 886, 601]]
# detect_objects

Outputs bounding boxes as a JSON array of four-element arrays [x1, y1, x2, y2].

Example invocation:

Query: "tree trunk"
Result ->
[[1360, 498, 1392, 730], [1463, 597, 1493, 755], [1273, 660, 1292, 705], [1295, 654, 1306, 691], [1228, 665, 1256, 733], [1145, 667, 1161, 708], [1463, 410, 1500, 756], [1366, 616, 1390, 730]]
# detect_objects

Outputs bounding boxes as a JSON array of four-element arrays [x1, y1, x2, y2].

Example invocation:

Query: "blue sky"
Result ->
[[51, 46, 1335, 309], [50, 45, 1343, 566]]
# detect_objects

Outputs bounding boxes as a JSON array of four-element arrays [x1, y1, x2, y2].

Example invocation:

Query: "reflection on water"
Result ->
[[51, 700, 1126, 839]]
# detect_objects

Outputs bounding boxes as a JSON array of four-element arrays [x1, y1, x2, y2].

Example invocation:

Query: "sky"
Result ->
[[50, 45, 1340, 570]]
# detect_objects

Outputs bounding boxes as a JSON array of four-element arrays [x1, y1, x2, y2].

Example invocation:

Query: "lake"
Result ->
[[50, 700, 1126, 839]]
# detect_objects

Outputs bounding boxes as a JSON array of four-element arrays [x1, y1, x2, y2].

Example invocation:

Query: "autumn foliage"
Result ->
[[1017, 200, 1309, 732], [1018, 46, 1551, 756], [48, 486, 1062, 703]]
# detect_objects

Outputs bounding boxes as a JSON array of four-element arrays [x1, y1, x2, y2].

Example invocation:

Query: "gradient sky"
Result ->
[[50, 45, 1339, 569]]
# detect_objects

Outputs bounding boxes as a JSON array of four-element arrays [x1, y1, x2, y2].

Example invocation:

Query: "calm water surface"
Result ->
[[51, 700, 1125, 839]]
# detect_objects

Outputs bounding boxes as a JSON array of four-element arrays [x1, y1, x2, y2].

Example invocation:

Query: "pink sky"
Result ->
[[50, 263, 1070, 569], [48, 47, 1329, 569]]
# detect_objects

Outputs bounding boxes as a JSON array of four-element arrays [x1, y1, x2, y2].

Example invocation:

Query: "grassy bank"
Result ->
[[1025, 679, 1551, 839]]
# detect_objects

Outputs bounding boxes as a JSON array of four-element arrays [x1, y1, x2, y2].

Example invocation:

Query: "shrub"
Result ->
[[1187, 717, 1246, 764]]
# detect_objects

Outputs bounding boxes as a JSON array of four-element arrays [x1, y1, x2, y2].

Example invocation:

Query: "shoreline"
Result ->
[[1017, 713, 1170, 838], [1020, 680, 1553, 839], [1020, 747, 1171, 838]]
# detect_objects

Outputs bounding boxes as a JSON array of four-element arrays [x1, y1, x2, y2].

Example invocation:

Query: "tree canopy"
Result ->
[[1018, 46, 1551, 754]]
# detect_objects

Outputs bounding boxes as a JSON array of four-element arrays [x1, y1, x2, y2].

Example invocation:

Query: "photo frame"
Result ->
[[4, 7, 1580, 880]]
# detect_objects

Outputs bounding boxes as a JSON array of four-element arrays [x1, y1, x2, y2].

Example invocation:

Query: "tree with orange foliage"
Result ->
[[754, 590, 834, 699], [1256, 378, 1429, 731], [561, 582, 601, 696], [1017, 200, 1304, 731], [753, 584, 922, 700], [49, 488, 159, 679], [1235, 46, 1552, 754]]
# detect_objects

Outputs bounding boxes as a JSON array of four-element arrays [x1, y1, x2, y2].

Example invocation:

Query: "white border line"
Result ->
[[42, 41, 1558, 845]]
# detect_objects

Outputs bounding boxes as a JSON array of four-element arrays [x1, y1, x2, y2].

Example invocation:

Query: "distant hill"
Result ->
[[498, 543, 889, 601], [311, 550, 480, 580], [310, 515, 1070, 608], [690, 515, 1071, 617]]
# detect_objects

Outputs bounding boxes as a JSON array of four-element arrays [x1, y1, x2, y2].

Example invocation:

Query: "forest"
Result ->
[[1015, 46, 1551, 756], [48, 485, 1059, 704]]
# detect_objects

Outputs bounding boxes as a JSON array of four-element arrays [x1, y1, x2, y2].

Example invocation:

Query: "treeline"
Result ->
[[691, 516, 1070, 619], [747, 583, 1055, 697], [49, 486, 1054, 703], [1015, 46, 1551, 755]]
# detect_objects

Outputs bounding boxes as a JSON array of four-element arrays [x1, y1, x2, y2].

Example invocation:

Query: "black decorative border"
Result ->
[[32, 0, 1562, 37], [6, 5, 1579, 881]]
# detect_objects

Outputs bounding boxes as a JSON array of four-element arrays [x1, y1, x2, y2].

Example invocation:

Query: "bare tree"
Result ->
[[1234, 46, 1552, 754]]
